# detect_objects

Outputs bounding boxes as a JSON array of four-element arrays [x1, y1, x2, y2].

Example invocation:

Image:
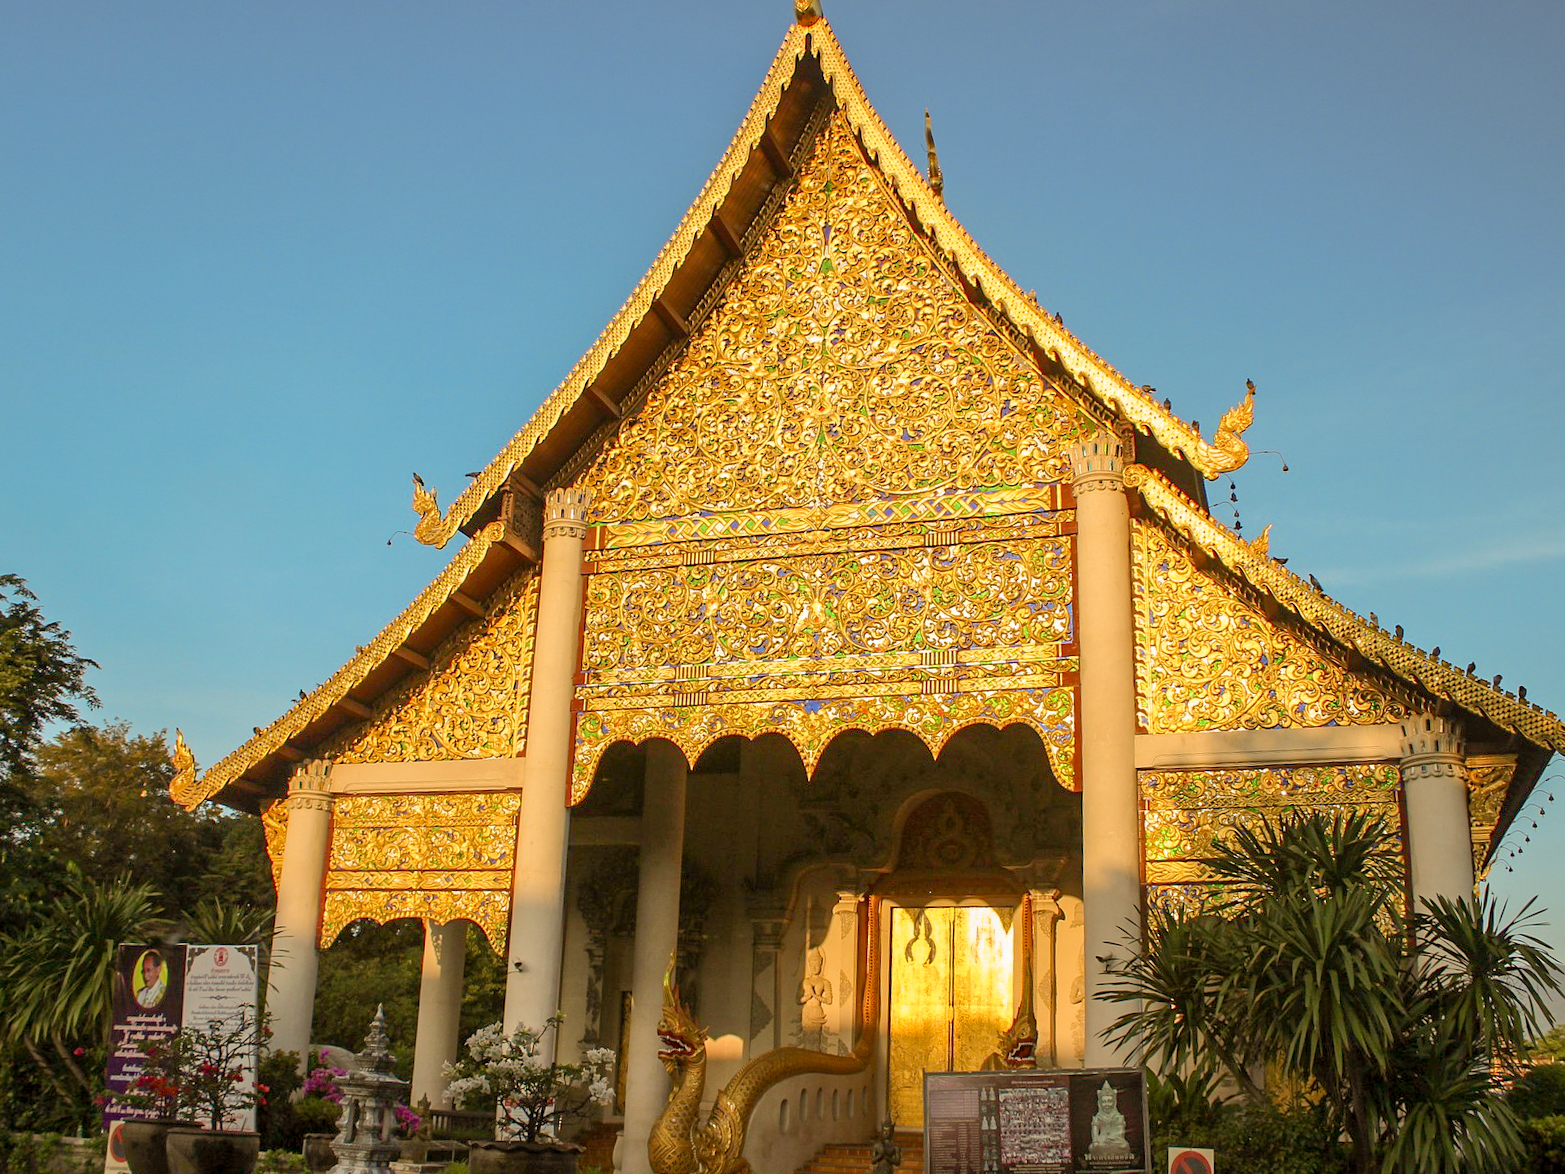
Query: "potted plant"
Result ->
[[443, 1014, 615, 1174], [128, 1014, 267, 1174]]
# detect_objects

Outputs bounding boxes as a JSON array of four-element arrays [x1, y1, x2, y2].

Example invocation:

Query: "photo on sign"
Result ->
[[1069, 1072, 1146, 1171]]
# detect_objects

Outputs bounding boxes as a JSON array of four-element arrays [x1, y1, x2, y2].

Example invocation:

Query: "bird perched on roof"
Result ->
[[1395, 625, 1404, 640], [1309, 573, 1323, 592], [1467, 662, 1477, 674], [1432, 646, 1440, 658]]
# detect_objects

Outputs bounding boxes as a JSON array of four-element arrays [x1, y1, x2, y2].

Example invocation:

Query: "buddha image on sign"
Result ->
[[1088, 1081, 1133, 1162], [133, 950, 168, 1009]]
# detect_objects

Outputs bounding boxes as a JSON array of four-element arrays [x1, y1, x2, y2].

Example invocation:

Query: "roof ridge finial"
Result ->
[[795, 0, 823, 27], [924, 108, 944, 198]]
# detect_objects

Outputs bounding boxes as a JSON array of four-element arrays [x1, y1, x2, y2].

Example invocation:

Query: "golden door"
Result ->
[[887, 905, 1014, 1128]]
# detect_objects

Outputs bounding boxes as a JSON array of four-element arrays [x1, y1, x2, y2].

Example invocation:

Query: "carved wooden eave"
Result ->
[[1128, 463, 1565, 856]]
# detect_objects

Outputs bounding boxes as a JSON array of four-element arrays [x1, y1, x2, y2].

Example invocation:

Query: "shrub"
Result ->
[[1523, 1115, 1565, 1174], [1513, 1065, 1565, 1120]]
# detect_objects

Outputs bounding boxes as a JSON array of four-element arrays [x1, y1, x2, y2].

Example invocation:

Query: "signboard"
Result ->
[[1167, 1149, 1214, 1174], [184, 944, 261, 1131], [102, 944, 259, 1174], [923, 1068, 1150, 1174]]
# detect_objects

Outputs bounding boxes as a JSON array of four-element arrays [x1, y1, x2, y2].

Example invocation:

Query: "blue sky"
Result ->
[[3, 2, 1563, 973]]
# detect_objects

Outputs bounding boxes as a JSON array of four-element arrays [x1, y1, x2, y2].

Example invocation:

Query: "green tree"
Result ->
[[21, 722, 274, 920], [0, 574, 98, 933], [1103, 810, 1562, 1174]]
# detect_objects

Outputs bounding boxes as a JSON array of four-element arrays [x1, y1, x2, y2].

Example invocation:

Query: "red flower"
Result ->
[[257, 1084, 270, 1094], [73, 1046, 85, 1056]]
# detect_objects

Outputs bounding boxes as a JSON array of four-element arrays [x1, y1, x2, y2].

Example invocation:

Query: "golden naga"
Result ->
[[411, 474, 446, 547], [651, 940, 879, 1174], [1192, 378, 1256, 477], [1249, 522, 1273, 558], [980, 955, 1038, 1070], [169, 728, 198, 808]]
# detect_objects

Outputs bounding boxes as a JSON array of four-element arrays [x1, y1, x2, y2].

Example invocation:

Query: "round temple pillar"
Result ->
[[411, 919, 468, 1110], [268, 762, 335, 1066], [1069, 434, 1140, 1067], [618, 740, 688, 1174], [503, 487, 591, 1049], [1400, 714, 1475, 908]]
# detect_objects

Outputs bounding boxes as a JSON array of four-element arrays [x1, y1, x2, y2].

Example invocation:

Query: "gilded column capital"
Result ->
[[542, 486, 592, 541], [1068, 436, 1127, 494], [1399, 714, 1467, 782], [286, 760, 336, 813]]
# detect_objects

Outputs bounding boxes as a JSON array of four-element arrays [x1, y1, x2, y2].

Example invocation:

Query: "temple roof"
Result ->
[[175, 16, 1565, 844]]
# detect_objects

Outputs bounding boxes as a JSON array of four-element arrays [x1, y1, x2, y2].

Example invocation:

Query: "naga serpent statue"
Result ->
[[650, 915, 881, 1174]]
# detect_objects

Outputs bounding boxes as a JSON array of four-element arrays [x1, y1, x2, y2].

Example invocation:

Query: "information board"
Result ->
[[923, 1068, 1150, 1174]]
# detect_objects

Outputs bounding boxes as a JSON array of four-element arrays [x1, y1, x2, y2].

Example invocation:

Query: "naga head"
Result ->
[[656, 955, 707, 1074]]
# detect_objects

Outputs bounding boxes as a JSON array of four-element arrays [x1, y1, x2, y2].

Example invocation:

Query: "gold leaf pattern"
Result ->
[[327, 572, 539, 763], [584, 112, 1082, 524], [319, 792, 520, 949], [1132, 521, 1409, 732], [1142, 763, 1402, 904]]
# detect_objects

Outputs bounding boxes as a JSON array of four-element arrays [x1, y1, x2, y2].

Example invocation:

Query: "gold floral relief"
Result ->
[[1132, 521, 1409, 733], [327, 571, 539, 764], [572, 685, 1076, 802], [319, 792, 520, 950], [260, 797, 287, 895], [581, 111, 1082, 526], [1141, 763, 1401, 887], [583, 536, 1071, 676]]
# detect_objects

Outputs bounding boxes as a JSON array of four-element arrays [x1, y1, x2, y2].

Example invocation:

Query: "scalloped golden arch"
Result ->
[[318, 903, 508, 954], [570, 687, 1076, 805]]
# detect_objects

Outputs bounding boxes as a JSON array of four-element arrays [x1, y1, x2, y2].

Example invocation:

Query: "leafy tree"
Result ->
[[0, 574, 98, 782], [1103, 809, 1562, 1174], [0, 574, 98, 934], [23, 723, 272, 919]]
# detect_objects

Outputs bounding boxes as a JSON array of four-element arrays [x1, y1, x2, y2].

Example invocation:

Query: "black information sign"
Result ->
[[923, 1068, 1149, 1174]]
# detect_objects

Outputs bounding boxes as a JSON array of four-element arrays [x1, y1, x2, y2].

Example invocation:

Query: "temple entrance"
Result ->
[[887, 904, 1015, 1128]]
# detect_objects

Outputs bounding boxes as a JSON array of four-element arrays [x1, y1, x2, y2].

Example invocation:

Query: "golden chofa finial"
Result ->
[[795, 0, 823, 27], [924, 109, 945, 198]]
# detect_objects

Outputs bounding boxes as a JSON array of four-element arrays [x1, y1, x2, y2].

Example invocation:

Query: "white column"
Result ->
[[1069, 434, 1140, 1067], [267, 762, 335, 1066], [1400, 714, 1475, 907], [411, 919, 468, 1109], [619, 741, 688, 1174], [1030, 889, 1063, 1067], [503, 486, 591, 1045], [824, 888, 861, 1047]]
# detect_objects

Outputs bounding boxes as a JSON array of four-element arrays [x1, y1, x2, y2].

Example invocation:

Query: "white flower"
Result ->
[[584, 1048, 617, 1067]]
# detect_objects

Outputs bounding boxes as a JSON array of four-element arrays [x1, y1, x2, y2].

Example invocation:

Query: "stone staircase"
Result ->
[[795, 1132, 924, 1174]]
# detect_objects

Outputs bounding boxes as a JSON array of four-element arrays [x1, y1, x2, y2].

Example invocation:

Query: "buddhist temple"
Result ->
[[169, 8, 1565, 1173]]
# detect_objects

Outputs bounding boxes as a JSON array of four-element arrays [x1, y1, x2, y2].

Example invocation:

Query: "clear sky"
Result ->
[[4, 2, 1563, 985]]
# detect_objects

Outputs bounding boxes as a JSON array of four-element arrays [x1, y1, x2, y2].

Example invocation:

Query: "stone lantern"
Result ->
[[330, 1006, 409, 1174]]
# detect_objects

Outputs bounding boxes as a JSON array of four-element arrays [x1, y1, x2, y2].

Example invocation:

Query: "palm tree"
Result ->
[[1102, 809, 1562, 1174], [0, 869, 162, 1128]]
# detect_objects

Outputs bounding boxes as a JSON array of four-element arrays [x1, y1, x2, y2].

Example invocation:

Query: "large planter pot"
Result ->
[[165, 1127, 261, 1174], [468, 1140, 583, 1174], [121, 1120, 177, 1174], [301, 1133, 337, 1174]]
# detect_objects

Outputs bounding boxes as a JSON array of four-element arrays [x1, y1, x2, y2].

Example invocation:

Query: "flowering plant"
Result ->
[[298, 1062, 422, 1136], [127, 1014, 267, 1129], [443, 1014, 615, 1142]]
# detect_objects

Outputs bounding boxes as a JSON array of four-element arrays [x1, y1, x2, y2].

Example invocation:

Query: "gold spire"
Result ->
[[924, 108, 944, 198], [794, 0, 822, 27]]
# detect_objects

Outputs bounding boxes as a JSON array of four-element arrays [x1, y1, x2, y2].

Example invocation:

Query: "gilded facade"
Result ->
[[318, 792, 520, 949]]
